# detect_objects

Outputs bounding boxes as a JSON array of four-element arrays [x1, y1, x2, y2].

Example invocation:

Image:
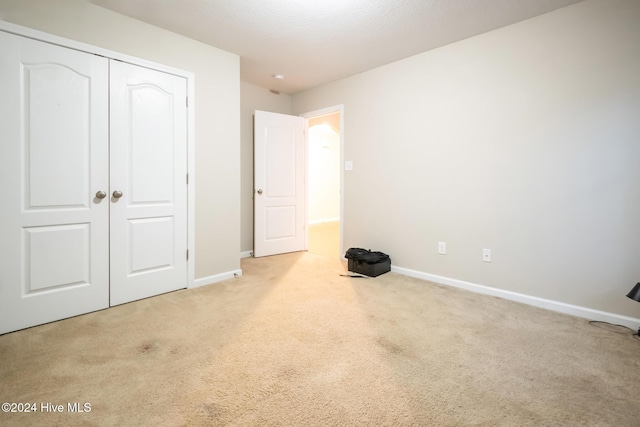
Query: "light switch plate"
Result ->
[[345, 160, 353, 171]]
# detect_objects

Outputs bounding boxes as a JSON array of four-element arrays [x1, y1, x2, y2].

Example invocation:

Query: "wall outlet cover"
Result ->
[[438, 241, 446, 255]]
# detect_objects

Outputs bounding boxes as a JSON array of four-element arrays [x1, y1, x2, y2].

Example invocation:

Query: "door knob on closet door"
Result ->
[[95, 191, 107, 199], [256, 189, 263, 195], [112, 190, 123, 199]]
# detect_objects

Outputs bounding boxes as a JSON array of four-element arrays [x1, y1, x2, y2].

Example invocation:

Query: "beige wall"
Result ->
[[240, 82, 292, 253], [292, 0, 640, 317], [0, 0, 241, 280]]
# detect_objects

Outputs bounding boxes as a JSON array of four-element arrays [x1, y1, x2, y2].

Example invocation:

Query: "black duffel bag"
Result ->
[[345, 248, 389, 263], [345, 248, 391, 277]]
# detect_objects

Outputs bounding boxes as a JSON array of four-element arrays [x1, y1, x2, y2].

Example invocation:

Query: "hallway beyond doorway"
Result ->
[[308, 220, 340, 259]]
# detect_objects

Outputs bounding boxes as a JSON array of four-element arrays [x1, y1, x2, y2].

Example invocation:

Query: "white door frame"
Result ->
[[300, 105, 345, 258], [0, 20, 196, 290]]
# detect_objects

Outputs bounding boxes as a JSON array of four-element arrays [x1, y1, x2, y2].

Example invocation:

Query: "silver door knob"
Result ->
[[256, 189, 263, 195], [95, 191, 107, 199], [112, 190, 123, 199]]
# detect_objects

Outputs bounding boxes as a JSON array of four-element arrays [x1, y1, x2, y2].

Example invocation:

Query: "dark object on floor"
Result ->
[[625, 282, 640, 335], [345, 248, 391, 277], [626, 283, 640, 302]]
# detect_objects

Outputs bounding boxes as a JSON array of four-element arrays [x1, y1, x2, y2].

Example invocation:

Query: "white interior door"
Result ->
[[109, 61, 188, 305], [254, 110, 306, 257], [0, 32, 110, 334]]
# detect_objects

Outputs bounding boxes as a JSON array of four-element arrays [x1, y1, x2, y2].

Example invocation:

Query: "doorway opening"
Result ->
[[304, 108, 343, 259]]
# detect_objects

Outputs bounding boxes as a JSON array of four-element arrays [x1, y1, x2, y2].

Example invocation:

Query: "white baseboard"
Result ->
[[240, 251, 253, 259], [192, 269, 243, 288], [391, 265, 640, 331]]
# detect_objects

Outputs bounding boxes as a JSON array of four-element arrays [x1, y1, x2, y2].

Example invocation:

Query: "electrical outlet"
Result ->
[[438, 241, 446, 255], [483, 248, 492, 263]]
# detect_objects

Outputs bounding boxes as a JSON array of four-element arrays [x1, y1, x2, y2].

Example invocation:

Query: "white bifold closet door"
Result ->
[[108, 60, 188, 306], [0, 31, 187, 335]]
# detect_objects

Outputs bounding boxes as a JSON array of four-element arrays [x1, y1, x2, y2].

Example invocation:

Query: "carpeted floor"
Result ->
[[1, 252, 640, 426]]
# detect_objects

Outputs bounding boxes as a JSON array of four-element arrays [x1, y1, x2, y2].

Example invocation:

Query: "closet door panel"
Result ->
[[0, 32, 109, 335], [109, 60, 188, 306]]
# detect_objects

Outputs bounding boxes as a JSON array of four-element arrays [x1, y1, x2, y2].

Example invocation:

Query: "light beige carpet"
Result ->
[[1, 252, 640, 426]]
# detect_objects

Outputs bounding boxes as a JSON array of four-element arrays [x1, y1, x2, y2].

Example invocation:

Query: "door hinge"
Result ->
[[186, 173, 189, 185], [186, 96, 188, 107], [186, 249, 189, 261]]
